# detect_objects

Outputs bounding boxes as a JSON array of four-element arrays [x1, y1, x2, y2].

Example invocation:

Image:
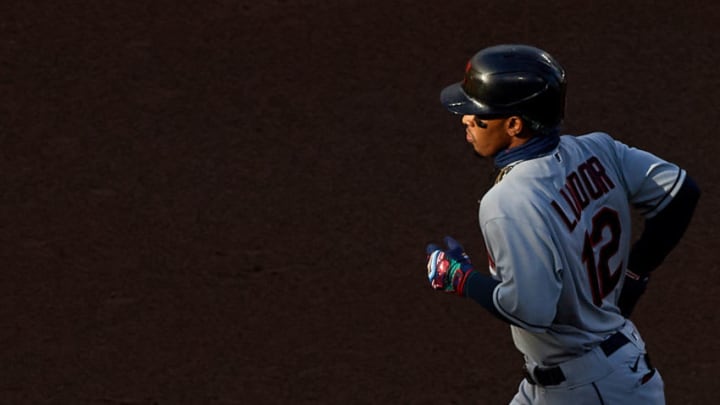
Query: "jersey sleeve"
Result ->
[[481, 216, 562, 332], [607, 136, 685, 218]]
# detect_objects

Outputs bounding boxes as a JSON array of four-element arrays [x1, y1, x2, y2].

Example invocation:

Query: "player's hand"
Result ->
[[617, 270, 650, 318], [426, 236, 476, 296]]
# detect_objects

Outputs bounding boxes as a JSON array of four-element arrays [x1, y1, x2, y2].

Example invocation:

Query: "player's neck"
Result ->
[[493, 133, 560, 168]]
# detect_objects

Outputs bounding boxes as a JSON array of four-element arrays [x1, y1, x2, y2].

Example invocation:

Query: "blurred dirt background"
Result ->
[[1, 0, 718, 403]]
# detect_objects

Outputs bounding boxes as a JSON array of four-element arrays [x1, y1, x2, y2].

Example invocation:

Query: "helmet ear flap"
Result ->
[[522, 116, 554, 135]]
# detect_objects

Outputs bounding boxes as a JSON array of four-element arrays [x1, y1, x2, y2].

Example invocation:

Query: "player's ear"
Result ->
[[506, 116, 524, 137]]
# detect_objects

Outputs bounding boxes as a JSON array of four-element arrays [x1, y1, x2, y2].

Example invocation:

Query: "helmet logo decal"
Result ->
[[462, 60, 473, 90]]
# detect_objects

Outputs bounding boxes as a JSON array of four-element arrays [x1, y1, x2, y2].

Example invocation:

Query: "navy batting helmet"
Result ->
[[441, 44, 567, 133]]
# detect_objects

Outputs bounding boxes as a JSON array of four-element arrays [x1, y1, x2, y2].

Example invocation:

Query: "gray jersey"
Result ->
[[480, 132, 684, 365]]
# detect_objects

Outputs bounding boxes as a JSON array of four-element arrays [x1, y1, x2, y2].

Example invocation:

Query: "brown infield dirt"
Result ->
[[1, 1, 718, 404]]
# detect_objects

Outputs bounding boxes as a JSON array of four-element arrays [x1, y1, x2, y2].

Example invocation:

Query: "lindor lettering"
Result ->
[[551, 157, 615, 232]]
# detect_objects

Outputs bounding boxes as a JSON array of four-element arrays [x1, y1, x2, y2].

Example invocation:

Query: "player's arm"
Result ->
[[618, 173, 701, 316], [604, 136, 702, 316], [481, 217, 562, 331], [464, 272, 512, 324], [426, 219, 561, 331]]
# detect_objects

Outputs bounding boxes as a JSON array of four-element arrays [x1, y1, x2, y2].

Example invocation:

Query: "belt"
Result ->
[[524, 332, 631, 386]]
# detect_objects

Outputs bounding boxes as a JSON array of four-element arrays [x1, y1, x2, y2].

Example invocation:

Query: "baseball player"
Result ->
[[426, 44, 700, 404]]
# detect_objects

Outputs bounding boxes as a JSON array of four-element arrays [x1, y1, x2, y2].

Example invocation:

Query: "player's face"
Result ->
[[461, 115, 514, 157]]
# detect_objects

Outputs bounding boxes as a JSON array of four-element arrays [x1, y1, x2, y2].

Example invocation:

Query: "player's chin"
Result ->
[[471, 145, 492, 158]]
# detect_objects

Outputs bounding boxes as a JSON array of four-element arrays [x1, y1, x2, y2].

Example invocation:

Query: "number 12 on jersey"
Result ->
[[581, 207, 623, 306]]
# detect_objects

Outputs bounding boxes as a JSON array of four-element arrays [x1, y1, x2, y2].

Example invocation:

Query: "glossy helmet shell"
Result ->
[[441, 44, 567, 132]]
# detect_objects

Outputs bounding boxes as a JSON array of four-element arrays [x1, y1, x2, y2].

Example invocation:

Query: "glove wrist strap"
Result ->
[[455, 269, 476, 297]]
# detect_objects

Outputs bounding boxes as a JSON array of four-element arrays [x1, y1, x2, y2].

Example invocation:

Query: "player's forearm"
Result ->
[[629, 175, 701, 274], [463, 272, 516, 325]]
